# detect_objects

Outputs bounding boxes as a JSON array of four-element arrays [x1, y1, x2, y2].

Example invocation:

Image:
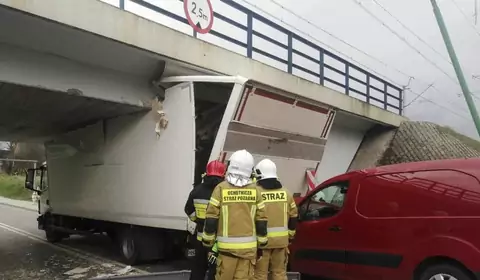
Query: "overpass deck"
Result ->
[[0, 0, 406, 128]]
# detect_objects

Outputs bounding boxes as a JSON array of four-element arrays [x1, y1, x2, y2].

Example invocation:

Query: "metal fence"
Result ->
[[118, 0, 403, 115]]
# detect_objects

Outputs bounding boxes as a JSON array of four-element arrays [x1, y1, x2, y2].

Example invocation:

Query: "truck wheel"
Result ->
[[118, 228, 140, 265], [45, 228, 63, 243], [419, 264, 473, 280]]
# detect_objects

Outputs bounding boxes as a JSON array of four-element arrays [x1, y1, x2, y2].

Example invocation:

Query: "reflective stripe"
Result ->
[[188, 212, 197, 221], [202, 232, 215, 241], [217, 236, 257, 243], [250, 205, 256, 235], [288, 230, 296, 236], [218, 241, 257, 250], [194, 203, 208, 219], [290, 202, 297, 208], [267, 226, 289, 237], [196, 232, 203, 241], [194, 199, 210, 205], [257, 236, 268, 243], [283, 203, 288, 227], [222, 206, 229, 237], [217, 236, 258, 249], [257, 201, 265, 209], [210, 197, 220, 206]]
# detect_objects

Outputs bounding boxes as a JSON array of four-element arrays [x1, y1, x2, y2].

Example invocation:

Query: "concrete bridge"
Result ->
[[0, 0, 406, 183]]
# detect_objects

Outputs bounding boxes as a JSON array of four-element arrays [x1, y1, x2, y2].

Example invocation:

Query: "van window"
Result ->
[[356, 170, 480, 218], [300, 182, 348, 221]]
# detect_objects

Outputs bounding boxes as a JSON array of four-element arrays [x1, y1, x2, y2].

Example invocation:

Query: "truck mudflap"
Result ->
[[96, 270, 301, 280]]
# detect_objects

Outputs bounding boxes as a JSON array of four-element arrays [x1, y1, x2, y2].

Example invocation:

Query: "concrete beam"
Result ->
[[0, 0, 407, 127]]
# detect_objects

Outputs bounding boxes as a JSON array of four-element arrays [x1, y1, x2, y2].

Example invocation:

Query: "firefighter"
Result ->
[[253, 159, 298, 280], [185, 160, 227, 280], [202, 149, 268, 280]]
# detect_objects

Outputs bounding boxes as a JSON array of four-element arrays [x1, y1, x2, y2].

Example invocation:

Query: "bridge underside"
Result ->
[[0, 82, 148, 141]]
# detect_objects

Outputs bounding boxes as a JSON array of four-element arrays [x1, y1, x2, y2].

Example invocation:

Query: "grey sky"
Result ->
[[103, 0, 480, 138]]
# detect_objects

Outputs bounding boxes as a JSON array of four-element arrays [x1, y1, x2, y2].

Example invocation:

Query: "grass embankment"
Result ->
[[0, 173, 32, 201]]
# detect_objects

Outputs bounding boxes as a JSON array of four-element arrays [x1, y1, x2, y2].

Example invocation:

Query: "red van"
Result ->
[[289, 158, 480, 280]]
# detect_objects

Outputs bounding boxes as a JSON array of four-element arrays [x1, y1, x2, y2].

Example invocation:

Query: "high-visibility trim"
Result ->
[[194, 203, 208, 219], [267, 226, 289, 237], [188, 211, 197, 221], [217, 236, 257, 243], [194, 199, 210, 205], [290, 202, 297, 209], [218, 241, 257, 250], [257, 201, 265, 209], [210, 197, 220, 207], [222, 206, 229, 237], [283, 203, 288, 227], [288, 230, 296, 236], [250, 205, 256, 235], [257, 236, 268, 244], [217, 236, 258, 249], [196, 232, 203, 241], [202, 232, 215, 241]]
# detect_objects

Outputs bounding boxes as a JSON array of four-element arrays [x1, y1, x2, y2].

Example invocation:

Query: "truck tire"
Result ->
[[45, 228, 63, 243], [118, 228, 141, 265], [419, 263, 473, 280]]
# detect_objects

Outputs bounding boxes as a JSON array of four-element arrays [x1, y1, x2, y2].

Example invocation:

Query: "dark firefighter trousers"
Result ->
[[190, 238, 216, 280]]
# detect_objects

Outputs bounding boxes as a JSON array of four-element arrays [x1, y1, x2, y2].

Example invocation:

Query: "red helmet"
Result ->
[[206, 160, 226, 177]]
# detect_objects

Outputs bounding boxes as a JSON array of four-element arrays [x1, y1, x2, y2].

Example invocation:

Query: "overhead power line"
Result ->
[[371, 0, 452, 66], [448, 0, 480, 38], [404, 83, 434, 108], [267, 0, 413, 80], [234, 0, 406, 86], [351, 0, 460, 86], [406, 88, 471, 120]]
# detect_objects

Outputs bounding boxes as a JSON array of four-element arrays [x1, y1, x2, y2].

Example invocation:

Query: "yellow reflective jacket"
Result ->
[[258, 183, 298, 249], [202, 181, 268, 260]]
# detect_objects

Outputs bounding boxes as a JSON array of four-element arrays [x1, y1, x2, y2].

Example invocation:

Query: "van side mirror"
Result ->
[[25, 169, 36, 191]]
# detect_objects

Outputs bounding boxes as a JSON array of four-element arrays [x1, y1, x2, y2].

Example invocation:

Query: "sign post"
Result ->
[[184, 0, 214, 34]]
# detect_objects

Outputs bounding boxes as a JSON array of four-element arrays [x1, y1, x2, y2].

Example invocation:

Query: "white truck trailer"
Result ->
[[24, 75, 335, 265]]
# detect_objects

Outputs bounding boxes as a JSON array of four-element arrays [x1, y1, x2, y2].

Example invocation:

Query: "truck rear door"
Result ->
[[215, 83, 335, 195]]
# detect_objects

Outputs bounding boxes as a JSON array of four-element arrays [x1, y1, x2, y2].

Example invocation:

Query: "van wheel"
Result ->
[[419, 264, 473, 280], [118, 228, 140, 265]]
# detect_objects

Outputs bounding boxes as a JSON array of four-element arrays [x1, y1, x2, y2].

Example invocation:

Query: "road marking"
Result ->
[[0, 222, 149, 275]]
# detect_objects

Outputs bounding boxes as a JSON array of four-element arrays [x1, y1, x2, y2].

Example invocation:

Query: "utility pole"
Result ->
[[430, 0, 480, 136]]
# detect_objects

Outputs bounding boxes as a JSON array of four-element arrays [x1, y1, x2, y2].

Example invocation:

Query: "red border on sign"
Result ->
[[184, 0, 214, 34]]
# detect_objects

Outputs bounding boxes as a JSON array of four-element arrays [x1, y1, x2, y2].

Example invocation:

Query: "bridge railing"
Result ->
[[116, 0, 403, 115]]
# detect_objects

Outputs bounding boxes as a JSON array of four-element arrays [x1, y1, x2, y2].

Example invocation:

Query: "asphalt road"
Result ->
[[0, 204, 189, 280]]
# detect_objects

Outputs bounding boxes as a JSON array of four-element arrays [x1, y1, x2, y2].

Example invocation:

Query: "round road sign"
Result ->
[[184, 0, 214, 34]]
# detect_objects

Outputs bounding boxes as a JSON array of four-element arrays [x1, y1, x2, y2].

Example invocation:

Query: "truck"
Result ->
[[24, 75, 336, 265]]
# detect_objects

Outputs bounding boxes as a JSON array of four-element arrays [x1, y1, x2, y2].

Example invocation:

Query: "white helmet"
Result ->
[[254, 159, 277, 180], [226, 149, 254, 187]]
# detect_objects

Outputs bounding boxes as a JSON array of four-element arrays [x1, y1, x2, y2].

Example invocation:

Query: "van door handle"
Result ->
[[329, 225, 342, 232]]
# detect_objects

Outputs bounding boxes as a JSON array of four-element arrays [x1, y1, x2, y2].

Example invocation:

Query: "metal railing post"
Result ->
[[345, 63, 350, 95], [288, 33, 293, 73], [319, 49, 324, 86], [247, 13, 253, 58]]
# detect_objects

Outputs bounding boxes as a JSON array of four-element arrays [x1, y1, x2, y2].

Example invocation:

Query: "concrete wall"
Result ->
[[315, 121, 367, 184], [0, 43, 154, 106], [348, 125, 397, 171], [0, 0, 407, 128]]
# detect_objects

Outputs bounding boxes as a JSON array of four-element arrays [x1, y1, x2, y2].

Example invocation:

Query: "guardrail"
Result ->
[[118, 0, 403, 115]]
